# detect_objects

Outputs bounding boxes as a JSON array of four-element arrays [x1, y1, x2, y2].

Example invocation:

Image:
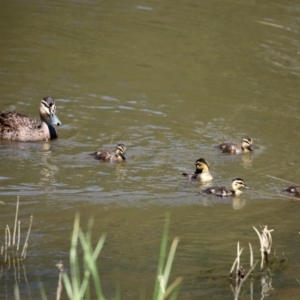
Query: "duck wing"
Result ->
[[202, 186, 232, 197], [93, 149, 113, 161], [217, 142, 239, 154], [0, 111, 40, 139]]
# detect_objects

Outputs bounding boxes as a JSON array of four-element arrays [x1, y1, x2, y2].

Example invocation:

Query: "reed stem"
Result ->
[[21, 215, 33, 259], [13, 196, 20, 246]]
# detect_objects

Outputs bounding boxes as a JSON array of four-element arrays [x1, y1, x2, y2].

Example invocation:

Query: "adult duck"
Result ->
[[0, 96, 61, 142]]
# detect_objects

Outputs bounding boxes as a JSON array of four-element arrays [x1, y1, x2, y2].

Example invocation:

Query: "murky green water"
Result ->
[[1, 0, 300, 299]]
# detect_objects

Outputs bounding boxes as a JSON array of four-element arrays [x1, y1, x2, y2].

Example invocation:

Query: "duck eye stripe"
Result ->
[[41, 100, 49, 108]]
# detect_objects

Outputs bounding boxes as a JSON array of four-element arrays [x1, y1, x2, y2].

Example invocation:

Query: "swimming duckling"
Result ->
[[201, 178, 249, 197], [216, 136, 253, 154], [182, 158, 213, 182], [0, 96, 61, 141], [283, 186, 300, 198], [92, 143, 127, 162]]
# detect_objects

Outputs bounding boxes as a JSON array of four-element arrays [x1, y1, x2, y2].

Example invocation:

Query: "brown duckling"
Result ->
[[201, 178, 249, 197], [92, 143, 126, 162], [216, 136, 253, 154]]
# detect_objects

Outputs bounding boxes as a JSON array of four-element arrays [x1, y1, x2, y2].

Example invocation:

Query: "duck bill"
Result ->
[[249, 145, 254, 151], [50, 112, 61, 126], [244, 185, 250, 190], [121, 153, 127, 160]]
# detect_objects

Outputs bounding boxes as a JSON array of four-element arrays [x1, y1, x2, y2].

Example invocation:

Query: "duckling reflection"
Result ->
[[260, 271, 274, 298], [199, 193, 246, 209], [201, 178, 249, 197], [92, 144, 126, 162], [241, 152, 253, 169], [232, 196, 246, 210], [114, 161, 128, 180], [182, 158, 213, 183], [216, 136, 253, 154]]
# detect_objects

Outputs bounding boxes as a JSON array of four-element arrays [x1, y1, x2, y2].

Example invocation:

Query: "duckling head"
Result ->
[[231, 178, 250, 194], [115, 143, 127, 160], [195, 158, 210, 173], [241, 136, 253, 152]]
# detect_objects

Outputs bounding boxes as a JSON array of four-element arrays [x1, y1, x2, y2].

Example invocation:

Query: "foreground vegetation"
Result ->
[[41, 213, 181, 300], [1, 198, 287, 300]]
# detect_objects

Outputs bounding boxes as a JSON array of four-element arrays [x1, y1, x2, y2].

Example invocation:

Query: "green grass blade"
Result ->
[[70, 214, 81, 299], [79, 228, 106, 299], [85, 217, 95, 245], [162, 237, 179, 290], [153, 213, 170, 300], [114, 283, 121, 300], [38, 282, 48, 300], [163, 276, 182, 299], [168, 284, 181, 300], [79, 218, 94, 299], [62, 273, 74, 299], [77, 229, 92, 298]]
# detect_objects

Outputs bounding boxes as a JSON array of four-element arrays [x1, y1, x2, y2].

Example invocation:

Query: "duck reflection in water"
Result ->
[[38, 145, 59, 192]]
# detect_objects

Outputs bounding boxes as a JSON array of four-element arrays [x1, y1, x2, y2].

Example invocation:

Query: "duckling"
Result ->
[[0, 96, 61, 142], [201, 178, 249, 197], [182, 158, 213, 182], [216, 136, 253, 154], [283, 186, 300, 198], [92, 144, 127, 162]]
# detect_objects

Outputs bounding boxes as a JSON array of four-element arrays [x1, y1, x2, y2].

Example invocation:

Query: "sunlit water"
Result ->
[[1, 0, 300, 299]]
